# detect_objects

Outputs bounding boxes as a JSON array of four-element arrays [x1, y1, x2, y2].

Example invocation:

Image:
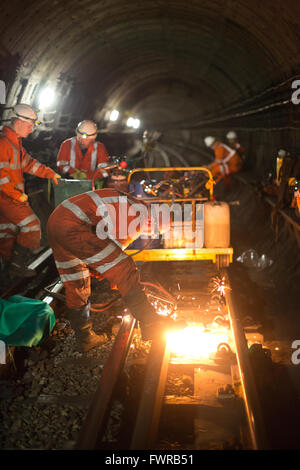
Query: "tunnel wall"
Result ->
[[1, 1, 300, 180]]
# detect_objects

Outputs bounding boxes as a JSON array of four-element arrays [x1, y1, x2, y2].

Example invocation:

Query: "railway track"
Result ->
[[0, 255, 272, 450], [75, 261, 269, 451]]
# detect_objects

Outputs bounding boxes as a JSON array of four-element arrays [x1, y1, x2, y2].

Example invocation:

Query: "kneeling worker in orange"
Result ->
[[204, 136, 243, 185], [0, 104, 61, 277], [47, 188, 184, 351]]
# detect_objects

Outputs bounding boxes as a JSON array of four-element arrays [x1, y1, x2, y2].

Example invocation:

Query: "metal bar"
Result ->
[[28, 248, 53, 270], [42, 282, 64, 304], [222, 270, 269, 449], [136, 197, 207, 203], [192, 199, 196, 233], [2, 248, 54, 299], [125, 248, 233, 263], [76, 315, 136, 450], [130, 334, 171, 449]]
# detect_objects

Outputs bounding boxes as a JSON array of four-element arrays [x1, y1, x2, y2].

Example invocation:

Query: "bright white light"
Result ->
[[110, 109, 119, 121], [126, 117, 135, 127], [166, 325, 229, 359], [126, 117, 140, 129], [133, 118, 140, 129], [38, 87, 55, 109]]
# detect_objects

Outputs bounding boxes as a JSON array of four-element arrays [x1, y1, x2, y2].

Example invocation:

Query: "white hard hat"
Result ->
[[278, 149, 287, 158], [226, 131, 237, 140], [204, 136, 216, 147], [12, 103, 40, 125], [76, 120, 97, 139]]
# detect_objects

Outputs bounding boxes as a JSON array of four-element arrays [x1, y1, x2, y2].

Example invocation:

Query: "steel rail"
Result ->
[[222, 269, 269, 449], [72, 267, 268, 450], [76, 315, 136, 450], [131, 271, 268, 450], [130, 332, 171, 450]]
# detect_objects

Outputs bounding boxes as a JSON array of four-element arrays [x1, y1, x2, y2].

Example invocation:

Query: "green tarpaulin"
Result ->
[[0, 295, 55, 347]]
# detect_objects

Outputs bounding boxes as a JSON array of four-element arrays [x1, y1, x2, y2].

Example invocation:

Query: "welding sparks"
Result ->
[[167, 325, 229, 359], [150, 298, 177, 319], [210, 275, 231, 297]]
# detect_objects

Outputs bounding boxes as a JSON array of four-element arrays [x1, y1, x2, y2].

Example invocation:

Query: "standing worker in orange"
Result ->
[[204, 136, 243, 185], [56, 120, 110, 186], [0, 104, 61, 277], [226, 131, 245, 161], [47, 188, 184, 351]]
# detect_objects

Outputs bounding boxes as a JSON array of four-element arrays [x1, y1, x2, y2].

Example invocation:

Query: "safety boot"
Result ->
[[122, 285, 186, 340], [9, 243, 36, 278], [67, 303, 107, 352]]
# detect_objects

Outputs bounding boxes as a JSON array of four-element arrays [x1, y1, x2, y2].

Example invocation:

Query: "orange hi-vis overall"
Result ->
[[210, 141, 243, 184], [0, 126, 56, 259], [47, 188, 150, 309], [56, 137, 110, 179], [231, 140, 245, 159]]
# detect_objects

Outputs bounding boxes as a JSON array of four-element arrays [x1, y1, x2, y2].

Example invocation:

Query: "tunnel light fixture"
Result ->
[[109, 109, 119, 121], [132, 118, 140, 129], [126, 117, 135, 127], [38, 87, 55, 109], [126, 117, 140, 129]]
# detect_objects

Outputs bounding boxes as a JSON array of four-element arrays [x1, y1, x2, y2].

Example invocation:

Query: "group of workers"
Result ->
[[0, 103, 182, 352], [1, 102, 298, 354], [204, 131, 244, 185]]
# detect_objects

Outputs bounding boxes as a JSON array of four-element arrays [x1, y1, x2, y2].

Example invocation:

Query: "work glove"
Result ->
[[51, 173, 61, 185], [71, 170, 87, 180], [123, 284, 158, 323], [19, 193, 28, 203], [122, 284, 186, 339]]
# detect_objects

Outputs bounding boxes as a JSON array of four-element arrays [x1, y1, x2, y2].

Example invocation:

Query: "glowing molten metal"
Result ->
[[167, 325, 229, 359]]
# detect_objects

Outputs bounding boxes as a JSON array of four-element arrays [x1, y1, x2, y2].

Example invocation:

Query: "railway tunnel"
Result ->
[[0, 0, 300, 451]]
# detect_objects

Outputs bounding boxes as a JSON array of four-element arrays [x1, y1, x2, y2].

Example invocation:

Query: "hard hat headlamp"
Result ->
[[77, 129, 97, 139], [13, 109, 41, 126]]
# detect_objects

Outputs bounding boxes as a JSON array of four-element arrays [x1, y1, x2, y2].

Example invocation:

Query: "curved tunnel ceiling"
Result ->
[[1, 0, 300, 133]]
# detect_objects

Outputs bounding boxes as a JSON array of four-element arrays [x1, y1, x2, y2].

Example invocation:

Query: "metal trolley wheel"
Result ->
[[216, 254, 230, 270]]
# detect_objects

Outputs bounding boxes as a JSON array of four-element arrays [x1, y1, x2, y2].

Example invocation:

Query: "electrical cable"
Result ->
[[140, 281, 176, 304], [90, 295, 121, 312]]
